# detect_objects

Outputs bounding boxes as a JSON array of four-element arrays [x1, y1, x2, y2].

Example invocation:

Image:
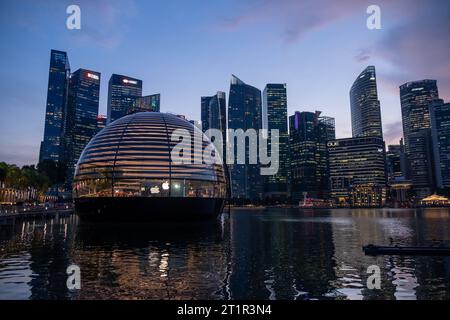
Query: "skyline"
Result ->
[[1, 0, 450, 166]]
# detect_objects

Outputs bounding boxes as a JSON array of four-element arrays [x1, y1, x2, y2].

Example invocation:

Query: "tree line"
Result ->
[[0, 160, 67, 195]]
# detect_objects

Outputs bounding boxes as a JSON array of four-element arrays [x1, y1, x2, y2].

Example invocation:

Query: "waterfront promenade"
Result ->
[[0, 204, 73, 224]]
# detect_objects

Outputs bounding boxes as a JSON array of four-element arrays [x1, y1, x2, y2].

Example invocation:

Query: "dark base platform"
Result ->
[[74, 197, 225, 221], [363, 244, 450, 256]]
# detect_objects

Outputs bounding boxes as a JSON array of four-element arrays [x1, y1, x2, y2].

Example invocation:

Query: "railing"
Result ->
[[0, 203, 73, 217]]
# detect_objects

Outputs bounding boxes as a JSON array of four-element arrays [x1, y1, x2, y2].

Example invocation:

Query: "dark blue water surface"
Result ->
[[0, 208, 449, 300]]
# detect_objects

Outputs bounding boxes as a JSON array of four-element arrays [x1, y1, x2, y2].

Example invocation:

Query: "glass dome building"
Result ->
[[73, 112, 227, 220]]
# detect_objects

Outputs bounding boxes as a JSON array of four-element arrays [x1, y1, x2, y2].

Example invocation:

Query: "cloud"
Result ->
[[217, 0, 364, 43], [69, 0, 138, 49], [0, 0, 138, 49], [219, 0, 450, 99], [354, 48, 371, 63], [383, 121, 403, 145], [368, 1, 450, 99]]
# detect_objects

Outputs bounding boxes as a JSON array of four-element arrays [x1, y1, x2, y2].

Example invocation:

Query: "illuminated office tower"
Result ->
[[63, 69, 100, 181], [127, 94, 160, 114], [39, 50, 70, 163], [429, 99, 450, 189], [228, 75, 262, 201], [400, 80, 439, 194], [201, 91, 227, 160], [350, 66, 383, 138], [107, 74, 142, 123], [386, 140, 407, 183], [262, 84, 288, 200], [288, 111, 335, 202], [327, 137, 386, 207]]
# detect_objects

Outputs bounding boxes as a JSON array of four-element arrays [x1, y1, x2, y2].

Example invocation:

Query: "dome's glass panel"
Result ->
[[73, 112, 226, 199]]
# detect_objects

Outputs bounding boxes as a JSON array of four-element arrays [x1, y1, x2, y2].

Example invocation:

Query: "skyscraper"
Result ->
[[63, 69, 100, 181], [262, 84, 288, 199], [201, 91, 227, 160], [288, 111, 335, 202], [127, 94, 161, 114], [350, 66, 383, 138], [386, 140, 407, 182], [400, 80, 439, 195], [408, 129, 435, 194], [107, 74, 142, 124], [429, 99, 450, 189], [39, 50, 70, 163], [228, 75, 262, 201], [327, 137, 386, 206], [400, 80, 439, 152]]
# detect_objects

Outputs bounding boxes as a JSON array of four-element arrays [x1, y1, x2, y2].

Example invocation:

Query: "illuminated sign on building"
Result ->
[[87, 73, 99, 80], [123, 79, 138, 85]]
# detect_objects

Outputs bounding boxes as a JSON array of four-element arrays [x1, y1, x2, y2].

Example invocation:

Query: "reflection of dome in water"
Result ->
[[73, 112, 226, 220]]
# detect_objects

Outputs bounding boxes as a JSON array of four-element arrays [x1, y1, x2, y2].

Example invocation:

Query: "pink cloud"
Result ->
[[217, 0, 365, 42]]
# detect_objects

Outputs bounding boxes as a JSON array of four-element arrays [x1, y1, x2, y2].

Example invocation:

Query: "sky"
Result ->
[[0, 0, 449, 166]]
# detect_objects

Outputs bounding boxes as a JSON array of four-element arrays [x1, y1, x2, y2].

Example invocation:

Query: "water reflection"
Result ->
[[0, 208, 449, 300]]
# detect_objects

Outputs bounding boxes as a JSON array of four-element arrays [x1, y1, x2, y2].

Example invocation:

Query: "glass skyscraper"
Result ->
[[350, 66, 383, 138], [262, 84, 288, 199], [107, 74, 142, 124], [429, 99, 450, 189], [327, 137, 386, 206], [201, 91, 227, 160], [39, 50, 70, 163], [288, 111, 335, 202], [63, 69, 101, 181], [408, 129, 435, 194], [386, 140, 407, 183], [227, 75, 262, 201], [400, 80, 439, 152], [127, 94, 161, 114], [400, 80, 439, 195]]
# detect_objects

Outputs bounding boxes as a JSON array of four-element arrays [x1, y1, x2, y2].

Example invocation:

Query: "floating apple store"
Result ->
[[73, 112, 227, 220]]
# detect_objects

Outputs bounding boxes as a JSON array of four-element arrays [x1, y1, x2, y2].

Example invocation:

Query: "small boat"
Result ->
[[363, 244, 450, 256]]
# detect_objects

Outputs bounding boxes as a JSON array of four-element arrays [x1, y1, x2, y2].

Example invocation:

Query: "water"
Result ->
[[0, 208, 449, 300]]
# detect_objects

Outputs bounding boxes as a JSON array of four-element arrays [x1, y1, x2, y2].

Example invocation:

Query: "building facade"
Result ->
[[327, 137, 386, 206], [408, 129, 435, 195], [63, 69, 101, 181], [39, 50, 71, 163], [386, 140, 407, 183], [227, 75, 262, 201], [96, 114, 107, 133], [201, 91, 227, 160], [128, 94, 160, 114], [288, 111, 335, 202], [429, 99, 450, 189], [262, 84, 288, 199], [107, 74, 142, 124], [350, 66, 383, 138], [400, 80, 439, 195], [400, 80, 439, 152]]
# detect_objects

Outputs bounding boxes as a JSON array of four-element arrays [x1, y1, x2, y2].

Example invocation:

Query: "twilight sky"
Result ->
[[0, 0, 449, 166]]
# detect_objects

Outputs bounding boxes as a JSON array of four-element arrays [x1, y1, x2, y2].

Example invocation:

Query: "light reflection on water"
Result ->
[[0, 208, 449, 300]]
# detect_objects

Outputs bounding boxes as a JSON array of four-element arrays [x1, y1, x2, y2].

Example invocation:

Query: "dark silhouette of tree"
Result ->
[[37, 160, 67, 186]]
